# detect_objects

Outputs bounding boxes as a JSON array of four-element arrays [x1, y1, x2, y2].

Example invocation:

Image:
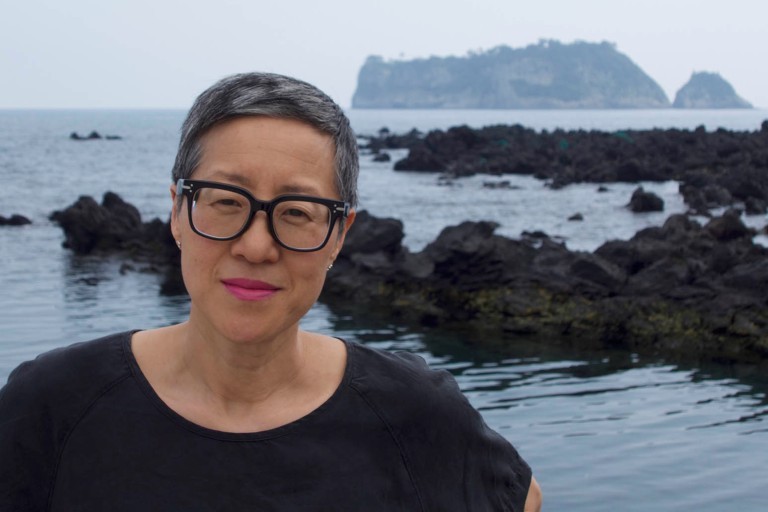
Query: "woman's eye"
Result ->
[[285, 208, 309, 217], [215, 198, 242, 207]]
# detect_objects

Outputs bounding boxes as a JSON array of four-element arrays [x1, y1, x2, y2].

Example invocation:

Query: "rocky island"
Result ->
[[673, 72, 753, 109], [353, 41, 755, 110], [353, 40, 670, 109]]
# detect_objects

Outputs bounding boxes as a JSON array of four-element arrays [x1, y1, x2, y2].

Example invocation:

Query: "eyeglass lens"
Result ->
[[190, 187, 333, 250]]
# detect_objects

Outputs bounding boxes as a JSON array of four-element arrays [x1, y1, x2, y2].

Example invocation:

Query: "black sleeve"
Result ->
[[399, 354, 532, 512], [0, 333, 130, 511], [0, 361, 60, 511], [351, 347, 533, 512]]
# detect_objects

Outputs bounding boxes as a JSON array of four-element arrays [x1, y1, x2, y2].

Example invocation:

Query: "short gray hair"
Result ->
[[172, 72, 359, 208]]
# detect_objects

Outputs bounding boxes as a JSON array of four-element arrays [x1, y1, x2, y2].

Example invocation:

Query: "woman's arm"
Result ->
[[524, 476, 542, 512]]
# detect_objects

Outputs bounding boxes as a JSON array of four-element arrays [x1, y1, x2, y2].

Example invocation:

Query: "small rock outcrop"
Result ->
[[70, 131, 122, 140], [0, 214, 32, 226], [673, 72, 752, 109], [70, 131, 103, 140], [50, 192, 183, 294], [628, 187, 664, 212]]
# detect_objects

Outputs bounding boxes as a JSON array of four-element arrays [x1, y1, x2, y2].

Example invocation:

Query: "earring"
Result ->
[[327, 263, 334, 271], [176, 240, 181, 249]]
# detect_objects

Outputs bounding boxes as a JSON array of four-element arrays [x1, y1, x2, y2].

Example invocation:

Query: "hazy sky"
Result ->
[[2, 0, 766, 109]]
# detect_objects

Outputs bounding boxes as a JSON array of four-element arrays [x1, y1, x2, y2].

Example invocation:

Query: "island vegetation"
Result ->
[[353, 40, 752, 109]]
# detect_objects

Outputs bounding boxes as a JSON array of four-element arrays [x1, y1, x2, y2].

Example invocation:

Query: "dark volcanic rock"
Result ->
[[50, 192, 143, 253], [0, 214, 32, 226], [380, 122, 768, 215], [359, 128, 423, 154], [70, 131, 122, 141], [628, 187, 664, 212], [70, 131, 103, 140], [50, 191, 768, 365], [322, 210, 768, 366], [51, 192, 183, 294], [341, 210, 404, 256], [705, 209, 754, 241]]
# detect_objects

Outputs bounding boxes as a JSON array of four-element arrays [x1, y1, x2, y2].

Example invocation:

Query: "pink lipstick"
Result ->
[[221, 278, 280, 301]]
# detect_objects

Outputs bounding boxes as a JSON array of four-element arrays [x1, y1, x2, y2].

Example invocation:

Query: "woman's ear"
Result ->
[[330, 210, 356, 261], [169, 183, 181, 242]]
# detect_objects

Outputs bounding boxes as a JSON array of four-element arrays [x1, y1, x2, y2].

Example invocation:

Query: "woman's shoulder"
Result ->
[[345, 341, 469, 420], [0, 331, 135, 411], [0, 332, 137, 509], [343, 341, 532, 511]]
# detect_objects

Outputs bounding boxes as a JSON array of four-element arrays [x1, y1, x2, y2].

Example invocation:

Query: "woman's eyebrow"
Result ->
[[206, 170, 253, 187], [277, 183, 324, 195], [205, 171, 325, 196]]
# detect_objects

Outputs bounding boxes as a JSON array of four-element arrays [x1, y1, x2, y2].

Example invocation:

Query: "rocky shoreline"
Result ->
[[323, 210, 767, 367], [37, 122, 768, 367], [363, 121, 768, 215], [44, 191, 767, 367]]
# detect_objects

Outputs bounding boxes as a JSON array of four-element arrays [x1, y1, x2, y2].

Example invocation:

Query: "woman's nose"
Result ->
[[229, 212, 280, 263]]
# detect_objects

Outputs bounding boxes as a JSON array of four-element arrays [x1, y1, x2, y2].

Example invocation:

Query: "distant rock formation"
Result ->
[[352, 40, 670, 109], [70, 131, 123, 140], [673, 72, 752, 109], [70, 131, 103, 140], [372, 122, 768, 215], [0, 213, 31, 226]]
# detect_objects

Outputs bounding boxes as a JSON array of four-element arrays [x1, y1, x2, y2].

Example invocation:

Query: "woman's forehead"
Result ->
[[193, 117, 338, 197], [200, 116, 334, 161]]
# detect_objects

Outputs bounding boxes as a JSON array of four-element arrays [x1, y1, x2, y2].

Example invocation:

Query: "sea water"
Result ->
[[1, 108, 767, 511]]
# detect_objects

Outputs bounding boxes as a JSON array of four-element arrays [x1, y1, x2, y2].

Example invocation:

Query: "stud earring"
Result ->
[[176, 240, 181, 249], [327, 263, 334, 271]]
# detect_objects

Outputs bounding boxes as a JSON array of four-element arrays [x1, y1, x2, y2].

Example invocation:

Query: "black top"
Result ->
[[0, 331, 531, 511]]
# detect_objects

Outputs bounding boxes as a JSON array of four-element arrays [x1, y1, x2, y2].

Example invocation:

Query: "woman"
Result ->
[[0, 73, 541, 511]]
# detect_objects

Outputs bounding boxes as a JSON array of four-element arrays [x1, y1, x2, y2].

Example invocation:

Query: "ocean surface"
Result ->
[[1, 108, 767, 510]]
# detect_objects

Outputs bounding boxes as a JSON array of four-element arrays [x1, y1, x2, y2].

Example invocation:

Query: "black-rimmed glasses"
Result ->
[[176, 179, 350, 252]]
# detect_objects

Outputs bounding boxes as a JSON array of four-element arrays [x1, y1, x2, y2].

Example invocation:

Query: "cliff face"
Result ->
[[673, 72, 752, 109], [352, 41, 670, 109]]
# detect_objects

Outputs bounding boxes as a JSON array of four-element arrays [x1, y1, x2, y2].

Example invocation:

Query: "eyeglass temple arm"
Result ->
[[176, 179, 191, 196]]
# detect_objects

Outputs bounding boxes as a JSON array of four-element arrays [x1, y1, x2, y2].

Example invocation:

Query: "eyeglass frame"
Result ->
[[176, 178, 351, 252]]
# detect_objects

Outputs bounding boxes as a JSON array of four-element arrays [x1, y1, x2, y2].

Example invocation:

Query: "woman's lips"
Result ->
[[221, 278, 280, 301]]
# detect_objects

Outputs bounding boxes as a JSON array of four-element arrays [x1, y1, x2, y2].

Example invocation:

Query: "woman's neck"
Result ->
[[178, 318, 308, 407]]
